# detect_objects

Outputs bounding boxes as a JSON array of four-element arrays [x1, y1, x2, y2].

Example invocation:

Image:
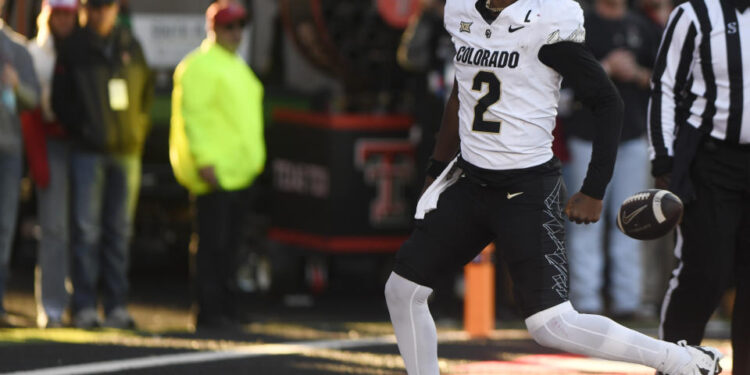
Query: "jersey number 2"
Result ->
[[472, 71, 502, 133]]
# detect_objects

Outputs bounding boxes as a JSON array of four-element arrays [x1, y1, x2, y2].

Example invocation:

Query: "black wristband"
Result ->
[[426, 158, 449, 178]]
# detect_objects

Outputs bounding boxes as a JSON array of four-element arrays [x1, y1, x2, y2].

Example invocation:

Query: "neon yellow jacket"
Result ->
[[170, 40, 266, 195]]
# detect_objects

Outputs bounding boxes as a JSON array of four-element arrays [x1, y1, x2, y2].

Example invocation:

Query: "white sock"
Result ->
[[384, 272, 439, 375], [524, 302, 691, 373]]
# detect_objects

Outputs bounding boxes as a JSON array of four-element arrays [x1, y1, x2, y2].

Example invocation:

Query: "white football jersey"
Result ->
[[445, 0, 585, 170]]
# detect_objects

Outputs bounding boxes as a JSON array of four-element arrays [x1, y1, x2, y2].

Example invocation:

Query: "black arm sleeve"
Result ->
[[539, 41, 623, 200]]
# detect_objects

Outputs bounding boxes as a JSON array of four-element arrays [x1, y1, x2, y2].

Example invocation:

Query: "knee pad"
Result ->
[[525, 301, 579, 348], [385, 272, 432, 310], [525, 301, 617, 351]]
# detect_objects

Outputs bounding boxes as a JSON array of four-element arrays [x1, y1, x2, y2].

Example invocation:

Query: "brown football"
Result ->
[[616, 189, 683, 240]]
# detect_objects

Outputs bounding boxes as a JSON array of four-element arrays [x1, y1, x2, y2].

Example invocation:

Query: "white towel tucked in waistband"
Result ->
[[414, 156, 462, 219]]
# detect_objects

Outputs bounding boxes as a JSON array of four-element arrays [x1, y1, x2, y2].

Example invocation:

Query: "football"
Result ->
[[616, 189, 683, 240]]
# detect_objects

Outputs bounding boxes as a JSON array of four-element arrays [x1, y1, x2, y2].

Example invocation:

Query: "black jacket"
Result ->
[[563, 11, 660, 143], [53, 26, 154, 154]]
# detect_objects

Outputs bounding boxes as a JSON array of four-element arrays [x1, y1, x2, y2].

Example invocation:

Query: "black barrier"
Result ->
[[268, 110, 417, 253]]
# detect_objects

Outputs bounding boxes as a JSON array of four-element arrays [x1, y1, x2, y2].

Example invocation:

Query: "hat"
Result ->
[[46, 0, 78, 10], [206, 1, 248, 29], [83, 0, 117, 6]]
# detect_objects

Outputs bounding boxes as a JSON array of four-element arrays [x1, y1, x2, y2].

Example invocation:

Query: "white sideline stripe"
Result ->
[[6, 337, 397, 375], [659, 226, 684, 339], [7, 332, 468, 375]]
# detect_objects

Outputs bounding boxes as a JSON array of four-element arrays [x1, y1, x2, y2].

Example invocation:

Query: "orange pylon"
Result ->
[[464, 244, 495, 338]]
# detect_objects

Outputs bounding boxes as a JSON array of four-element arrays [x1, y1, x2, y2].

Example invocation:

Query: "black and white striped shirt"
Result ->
[[648, 0, 749, 162]]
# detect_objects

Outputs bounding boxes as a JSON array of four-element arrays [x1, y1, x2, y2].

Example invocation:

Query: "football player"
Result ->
[[384, 0, 724, 374]]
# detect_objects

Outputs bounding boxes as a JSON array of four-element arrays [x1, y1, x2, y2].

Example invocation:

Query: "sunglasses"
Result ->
[[87, 3, 117, 9], [217, 21, 246, 31]]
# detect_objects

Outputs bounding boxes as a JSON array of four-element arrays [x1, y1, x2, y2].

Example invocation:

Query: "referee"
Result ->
[[648, 0, 749, 372]]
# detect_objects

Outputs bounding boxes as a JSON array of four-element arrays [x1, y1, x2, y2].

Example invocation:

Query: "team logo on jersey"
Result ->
[[485, 29, 492, 38], [460, 21, 472, 33]]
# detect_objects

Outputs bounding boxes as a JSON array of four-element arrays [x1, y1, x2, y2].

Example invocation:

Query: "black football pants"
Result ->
[[393, 158, 570, 318], [660, 139, 750, 375]]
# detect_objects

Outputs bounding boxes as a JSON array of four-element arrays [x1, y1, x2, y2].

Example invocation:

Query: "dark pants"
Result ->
[[660, 139, 750, 374], [70, 150, 140, 315], [194, 188, 250, 325], [394, 158, 569, 318], [0, 151, 22, 314]]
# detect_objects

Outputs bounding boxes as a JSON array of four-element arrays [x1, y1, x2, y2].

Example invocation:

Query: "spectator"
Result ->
[[637, 0, 673, 29], [52, 0, 153, 329], [562, 0, 660, 318], [26, 0, 79, 329], [0, 0, 41, 328], [170, 0, 265, 330]]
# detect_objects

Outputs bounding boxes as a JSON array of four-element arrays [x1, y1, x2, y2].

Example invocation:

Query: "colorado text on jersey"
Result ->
[[455, 46, 520, 68]]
